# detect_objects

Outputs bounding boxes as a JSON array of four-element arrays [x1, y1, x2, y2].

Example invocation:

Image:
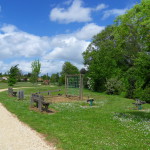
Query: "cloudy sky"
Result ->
[[0, 0, 140, 75]]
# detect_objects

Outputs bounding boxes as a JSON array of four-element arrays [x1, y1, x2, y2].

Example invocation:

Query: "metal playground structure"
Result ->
[[65, 74, 83, 100]]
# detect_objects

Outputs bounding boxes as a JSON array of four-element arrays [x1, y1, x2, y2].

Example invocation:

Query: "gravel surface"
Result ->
[[0, 89, 56, 150]]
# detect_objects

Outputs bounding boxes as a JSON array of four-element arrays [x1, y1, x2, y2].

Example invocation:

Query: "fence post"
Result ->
[[38, 95, 42, 111], [30, 94, 34, 107], [18, 90, 24, 100]]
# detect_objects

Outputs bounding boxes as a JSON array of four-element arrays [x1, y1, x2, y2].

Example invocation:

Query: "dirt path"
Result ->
[[0, 89, 56, 150], [0, 87, 32, 92]]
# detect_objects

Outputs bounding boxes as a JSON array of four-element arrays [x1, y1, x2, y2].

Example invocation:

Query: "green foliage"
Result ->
[[8, 65, 20, 86], [50, 73, 59, 84], [105, 78, 122, 95], [140, 87, 150, 103], [83, 0, 150, 101], [83, 25, 122, 91], [59, 62, 79, 85], [41, 74, 50, 80], [61, 62, 79, 75], [30, 60, 41, 84]]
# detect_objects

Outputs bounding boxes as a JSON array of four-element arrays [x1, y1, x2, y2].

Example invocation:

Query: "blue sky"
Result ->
[[0, 0, 141, 75]]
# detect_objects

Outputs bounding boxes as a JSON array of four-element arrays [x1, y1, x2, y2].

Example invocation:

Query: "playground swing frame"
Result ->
[[65, 74, 83, 100]]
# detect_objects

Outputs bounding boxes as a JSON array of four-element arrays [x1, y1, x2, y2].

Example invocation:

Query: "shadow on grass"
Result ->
[[125, 111, 150, 120]]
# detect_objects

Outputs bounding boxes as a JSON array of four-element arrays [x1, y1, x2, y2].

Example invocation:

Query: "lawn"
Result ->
[[0, 82, 35, 89], [0, 83, 149, 150]]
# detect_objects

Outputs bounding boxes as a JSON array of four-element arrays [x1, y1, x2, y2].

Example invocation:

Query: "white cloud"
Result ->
[[0, 61, 9, 73], [50, 0, 108, 23], [9, 60, 32, 73], [102, 8, 127, 19], [43, 35, 90, 63], [94, 4, 108, 11], [0, 24, 51, 59], [6, 60, 63, 75], [50, 0, 92, 23], [0, 23, 104, 74], [63, 0, 73, 5], [40, 60, 64, 74], [1, 24, 17, 33], [74, 23, 105, 40]]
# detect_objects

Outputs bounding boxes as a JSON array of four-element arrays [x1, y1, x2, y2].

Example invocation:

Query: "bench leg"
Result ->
[[45, 105, 49, 112], [30, 97, 34, 107], [38, 101, 42, 112]]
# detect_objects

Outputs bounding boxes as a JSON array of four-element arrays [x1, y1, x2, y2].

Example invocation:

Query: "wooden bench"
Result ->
[[8, 87, 17, 97], [30, 94, 51, 112]]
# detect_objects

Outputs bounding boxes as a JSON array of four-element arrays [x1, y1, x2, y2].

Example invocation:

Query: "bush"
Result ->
[[140, 87, 150, 103], [0, 80, 8, 83], [105, 78, 122, 95], [87, 77, 95, 91]]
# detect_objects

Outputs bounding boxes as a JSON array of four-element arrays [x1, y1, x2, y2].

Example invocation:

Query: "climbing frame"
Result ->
[[65, 74, 83, 100]]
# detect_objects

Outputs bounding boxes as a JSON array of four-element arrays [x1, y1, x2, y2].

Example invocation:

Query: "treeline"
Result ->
[[83, 0, 150, 102], [4, 61, 81, 86]]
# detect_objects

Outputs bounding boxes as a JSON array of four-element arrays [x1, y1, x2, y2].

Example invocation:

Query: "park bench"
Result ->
[[132, 99, 146, 110], [30, 93, 51, 112], [8, 87, 17, 97]]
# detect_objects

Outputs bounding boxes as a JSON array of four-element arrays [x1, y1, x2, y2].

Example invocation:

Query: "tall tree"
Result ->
[[50, 73, 59, 84], [59, 62, 79, 85], [83, 26, 122, 91], [8, 65, 20, 86], [83, 0, 150, 97], [61, 62, 79, 75], [30, 60, 41, 84]]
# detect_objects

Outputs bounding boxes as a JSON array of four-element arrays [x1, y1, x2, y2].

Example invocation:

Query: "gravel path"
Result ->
[[0, 89, 56, 150]]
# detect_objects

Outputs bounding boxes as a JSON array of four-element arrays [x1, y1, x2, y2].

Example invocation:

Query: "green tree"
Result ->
[[61, 62, 79, 75], [59, 62, 79, 85], [8, 65, 20, 86], [41, 74, 50, 81], [50, 73, 59, 84], [83, 26, 122, 91], [114, 0, 150, 99], [83, 0, 150, 96], [132, 53, 150, 102], [30, 60, 41, 84]]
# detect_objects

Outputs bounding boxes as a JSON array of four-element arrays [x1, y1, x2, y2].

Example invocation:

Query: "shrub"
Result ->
[[140, 87, 150, 103], [87, 77, 95, 91], [105, 78, 122, 95]]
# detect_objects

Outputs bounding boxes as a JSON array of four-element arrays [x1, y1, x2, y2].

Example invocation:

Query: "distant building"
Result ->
[[38, 77, 43, 82], [1, 77, 8, 80], [43, 80, 50, 85]]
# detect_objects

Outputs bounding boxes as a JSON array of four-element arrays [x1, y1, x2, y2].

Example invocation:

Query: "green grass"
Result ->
[[0, 85, 150, 150], [0, 82, 35, 89]]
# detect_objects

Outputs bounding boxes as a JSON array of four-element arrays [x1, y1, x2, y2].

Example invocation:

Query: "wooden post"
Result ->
[[38, 95, 42, 112], [65, 75, 68, 96], [18, 90, 24, 100], [30, 94, 34, 107], [79, 74, 83, 100]]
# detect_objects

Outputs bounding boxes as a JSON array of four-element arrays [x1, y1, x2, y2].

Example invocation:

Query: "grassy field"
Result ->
[[0, 82, 35, 89], [0, 83, 150, 150]]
